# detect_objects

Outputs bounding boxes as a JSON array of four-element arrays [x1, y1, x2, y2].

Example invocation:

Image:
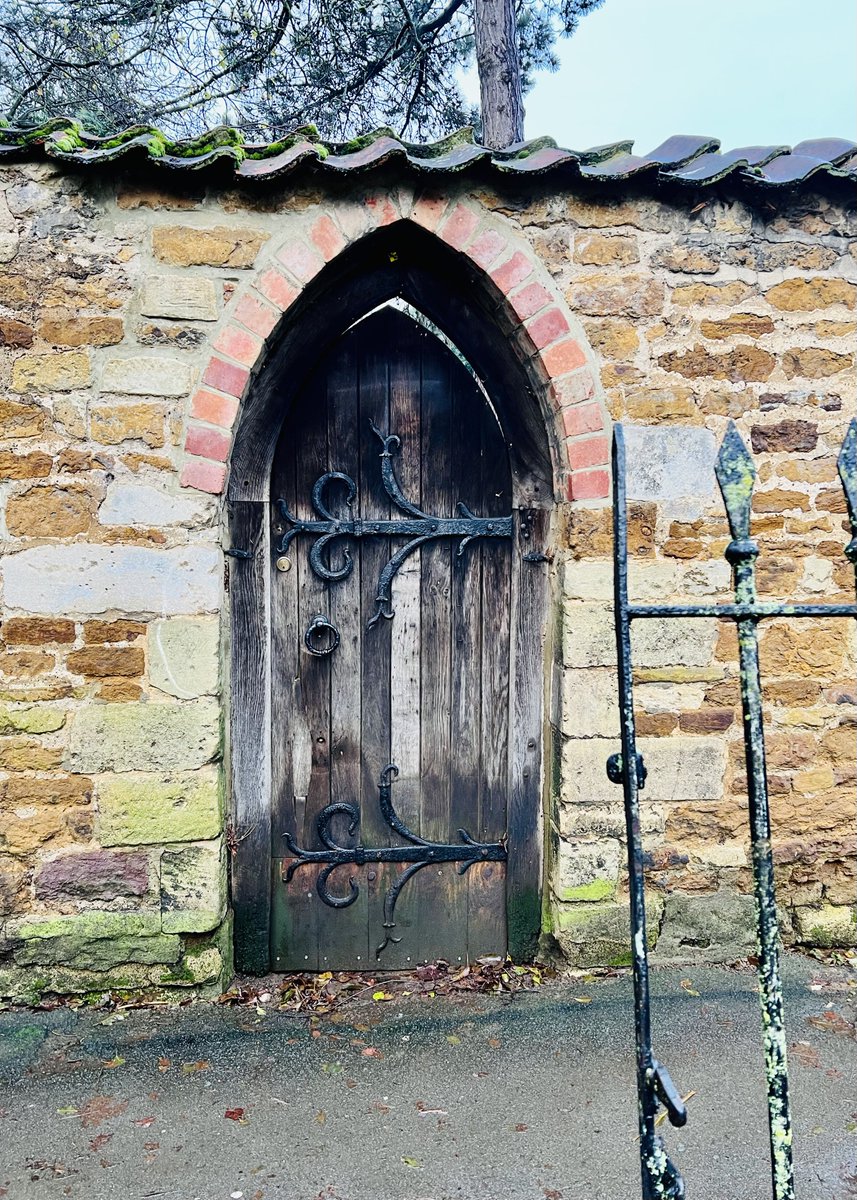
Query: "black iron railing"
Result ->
[[610, 418, 857, 1199]]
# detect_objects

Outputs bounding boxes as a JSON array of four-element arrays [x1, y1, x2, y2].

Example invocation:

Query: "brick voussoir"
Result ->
[[309, 213, 346, 261], [566, 434, 610, 472], [276, 238, 324, 285], [526, 306, 571, 351], [180, 457, 227, 494], [490, 250, 535, 295], [201, 355, 251, 399], [212, 324, 264, 369], [567, 467, 611, 502], [257, 268, 300, 312], [190, 389, 239, 430], [541, 337, 587, 376], [464, 226, 508, 270], [185, 423, 230, 463], [438, 202, 480, 251], [509, 280, 554, 322], [562, 401, 605, 439], [233, 293, 280, 339]]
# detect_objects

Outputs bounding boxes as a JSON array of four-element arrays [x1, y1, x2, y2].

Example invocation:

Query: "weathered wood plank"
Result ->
[[507, 506, 550, 961], [323, 332, 370, 968], [389, 320, 423, 840], [358, 320, 392, 869], [228, 498, 272, 974], [467, 860, 507, 960]]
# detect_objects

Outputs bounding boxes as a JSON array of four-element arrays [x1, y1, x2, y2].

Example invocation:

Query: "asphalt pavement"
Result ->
[[0, 953, 855, 1200]]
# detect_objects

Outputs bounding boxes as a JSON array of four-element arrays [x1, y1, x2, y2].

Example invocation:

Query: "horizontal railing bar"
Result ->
[[629, 603, 857, 620]]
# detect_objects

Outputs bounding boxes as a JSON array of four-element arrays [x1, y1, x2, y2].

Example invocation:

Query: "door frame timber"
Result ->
[[225, 223, 560, 973]]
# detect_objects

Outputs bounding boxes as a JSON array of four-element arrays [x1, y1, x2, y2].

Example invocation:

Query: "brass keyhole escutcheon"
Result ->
[[275, 555, 292, 572]]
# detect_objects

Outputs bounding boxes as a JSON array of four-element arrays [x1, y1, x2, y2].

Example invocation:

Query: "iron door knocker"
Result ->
[[304, 614, 340, 656]]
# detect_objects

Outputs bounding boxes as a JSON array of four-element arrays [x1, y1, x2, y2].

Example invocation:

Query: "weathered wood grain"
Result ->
[[228, 499, 272, 973]]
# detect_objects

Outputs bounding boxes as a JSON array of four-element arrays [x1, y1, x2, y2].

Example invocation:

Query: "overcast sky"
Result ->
[[463, 0, 856, 152]]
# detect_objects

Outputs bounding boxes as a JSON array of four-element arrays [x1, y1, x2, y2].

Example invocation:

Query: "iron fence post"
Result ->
[[611, 426, 686, 1199]]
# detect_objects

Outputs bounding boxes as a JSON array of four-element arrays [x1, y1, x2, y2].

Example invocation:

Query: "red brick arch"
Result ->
[[179, 190, 610, 502]]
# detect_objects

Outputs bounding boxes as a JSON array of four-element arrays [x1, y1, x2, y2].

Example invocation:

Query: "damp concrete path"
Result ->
[[0, 953, 855, 1200]]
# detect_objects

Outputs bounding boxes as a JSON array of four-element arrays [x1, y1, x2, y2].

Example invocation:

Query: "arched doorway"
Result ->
[[226, 223, 554, 972], [269, 306, 513, 969]]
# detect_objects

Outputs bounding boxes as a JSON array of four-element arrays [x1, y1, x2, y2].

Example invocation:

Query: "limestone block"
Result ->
[[653, 893, 756, 963], [552, 895, 664, 967], [96, 767, 222, 846], [558, 800, 666, 840], [35, 849, 150, 901], [561, 737, 727, 805], [8, 910, 161, 941], [140, 274, 218, 321], [0, 396, 49, 438], [11, 351, 90, 393], [561, 561, 613, 602], [564, 273, 663, 318], [99, 481, 210, 527], [101, 356, 193, 397], [0, 704, 65, 735], [90, 401, 165, 446], [39, 315, 124, 347], [561, 669, 619, 738], [622, 426, 717, 503], [149, 618, 219, 698], [160, 838, 226, 933], [553, 839, 621, 901], [0, 855, 25, 915], [14, 932, 181, 970], [2, 544, 220, 615], [765, 277, 856, 311], [153, 225, 270, 268], [562, 603, 716, 669], [793, 903, 856, 948], [68, 701, 220, 773]]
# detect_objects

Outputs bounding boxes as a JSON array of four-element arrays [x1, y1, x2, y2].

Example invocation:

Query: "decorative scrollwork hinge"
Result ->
[[282, 764, 507, 958], [275, 421, 513, 628]]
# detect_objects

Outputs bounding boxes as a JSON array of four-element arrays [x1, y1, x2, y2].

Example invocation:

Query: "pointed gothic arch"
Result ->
[[213, 207, 608, 972]]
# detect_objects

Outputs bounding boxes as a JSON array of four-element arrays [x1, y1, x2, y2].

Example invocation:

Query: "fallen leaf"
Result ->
[[680, 979, 700, 997], [101, 1056, 125, 1069], [78, 1096, 128, 1129], [544, 1191, 562, 1200], [314, 1110, 326, 1125], [89, 1133, 112, 1152], [372, 991, 394, 1002], [514, 1123, 528, 1132], [371, 1100, 391, 1115], [56, 1106, 78, 1117], [401, 1156, 421, 1169], [790, 1041, 822, 1069], [572, 996, 592, 1005], [181, 1060, 209, 1074], [225, 1108, 248, 1123], [487, 1038, 501, 1048], [157, 1058, 171, 1073], [361, 1047, 383, 1058], [807, 1009, 856, 1038], [446, 1035, 461, 1045], [133, 1117, 155, 1128]]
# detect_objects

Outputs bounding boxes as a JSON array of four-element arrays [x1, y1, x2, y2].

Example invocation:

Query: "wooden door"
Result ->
[[269, 307, 517, 970]]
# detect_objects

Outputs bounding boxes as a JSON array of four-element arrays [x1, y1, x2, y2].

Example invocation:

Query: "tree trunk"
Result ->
[[474, 0, 524, 149]]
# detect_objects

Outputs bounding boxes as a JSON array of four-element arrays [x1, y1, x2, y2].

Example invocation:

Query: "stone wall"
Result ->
[[0, 159, 854, 1000]]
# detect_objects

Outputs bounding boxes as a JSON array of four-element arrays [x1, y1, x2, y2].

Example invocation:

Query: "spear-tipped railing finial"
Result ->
[[715, 420, 757, 545]]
